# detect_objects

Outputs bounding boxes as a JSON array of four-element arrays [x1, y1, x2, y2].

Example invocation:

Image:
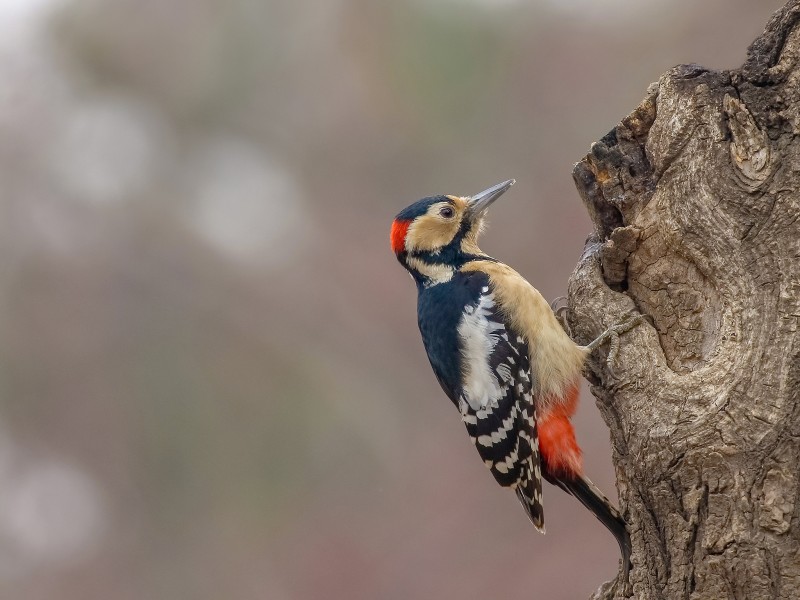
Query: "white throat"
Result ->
[[407, 256, 455, 286]]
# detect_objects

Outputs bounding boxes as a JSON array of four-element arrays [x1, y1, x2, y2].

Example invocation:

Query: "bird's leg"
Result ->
[[582, 313, 648, 369]]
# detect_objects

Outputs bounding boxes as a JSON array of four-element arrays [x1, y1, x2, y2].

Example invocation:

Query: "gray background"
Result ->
[[0, 1, 783, 598]]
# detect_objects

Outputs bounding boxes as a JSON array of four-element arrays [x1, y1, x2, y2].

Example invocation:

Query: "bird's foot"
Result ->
[[583, 313, 649, 371]]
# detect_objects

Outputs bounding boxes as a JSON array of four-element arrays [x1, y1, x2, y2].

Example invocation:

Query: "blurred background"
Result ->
[[0, 0, 784, 598]]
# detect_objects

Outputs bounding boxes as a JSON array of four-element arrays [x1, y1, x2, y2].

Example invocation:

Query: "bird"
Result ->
[[390, 179, 641, 578]]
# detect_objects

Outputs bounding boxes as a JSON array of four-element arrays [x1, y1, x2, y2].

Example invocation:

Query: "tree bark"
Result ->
[[566, 3, 800, 599]]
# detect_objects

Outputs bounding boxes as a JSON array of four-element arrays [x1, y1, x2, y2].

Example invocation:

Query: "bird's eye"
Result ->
[[439, 206, 455, 219]]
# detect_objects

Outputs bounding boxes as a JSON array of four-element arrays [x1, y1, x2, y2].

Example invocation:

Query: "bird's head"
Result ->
[[391, 179, 515, 286]]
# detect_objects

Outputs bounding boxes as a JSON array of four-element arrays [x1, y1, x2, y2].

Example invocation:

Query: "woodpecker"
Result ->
[[391, 179, 638, 577]]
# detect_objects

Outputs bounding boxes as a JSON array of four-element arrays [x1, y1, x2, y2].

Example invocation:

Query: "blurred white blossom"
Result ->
[[184, 137, 309, 266], [49, 96, 171, 204], [0, 0, 67, 40], [0, 428, 106, 579], [2, 463, 106, 562]]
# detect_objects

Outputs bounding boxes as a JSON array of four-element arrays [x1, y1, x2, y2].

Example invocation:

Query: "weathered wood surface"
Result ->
[[567, 2, 800, 598]]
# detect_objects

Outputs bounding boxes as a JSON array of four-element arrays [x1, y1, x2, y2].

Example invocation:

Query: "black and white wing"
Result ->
[[456, 282, 544, 530]]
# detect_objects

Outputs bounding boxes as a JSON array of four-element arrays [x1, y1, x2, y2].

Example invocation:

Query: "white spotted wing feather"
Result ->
[[456, 285, 544, 530]]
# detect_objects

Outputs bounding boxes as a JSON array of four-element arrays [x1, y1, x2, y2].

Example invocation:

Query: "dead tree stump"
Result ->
[[566, 2, 800, 598]]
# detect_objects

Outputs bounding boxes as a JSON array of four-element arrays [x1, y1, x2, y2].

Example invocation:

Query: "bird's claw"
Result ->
[[584, 312, 649, 374], [550, 296, 572, 337]]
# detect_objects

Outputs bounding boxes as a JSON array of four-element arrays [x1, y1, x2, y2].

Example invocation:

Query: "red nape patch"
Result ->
[[538, 412, 583, 478], [390, 219, 411, 253]]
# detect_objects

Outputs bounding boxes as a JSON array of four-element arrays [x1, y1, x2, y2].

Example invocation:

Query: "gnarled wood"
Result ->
[[566, 2, 800, 598]]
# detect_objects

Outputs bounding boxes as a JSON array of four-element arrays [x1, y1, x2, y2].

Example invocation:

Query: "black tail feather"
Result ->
[[549, 474, 631, 583]]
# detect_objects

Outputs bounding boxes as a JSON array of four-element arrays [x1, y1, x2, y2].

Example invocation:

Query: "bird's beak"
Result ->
[[467, 179, 515, 221]]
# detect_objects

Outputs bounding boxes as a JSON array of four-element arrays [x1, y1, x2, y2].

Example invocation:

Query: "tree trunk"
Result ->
[[566, 2, 800, 599]]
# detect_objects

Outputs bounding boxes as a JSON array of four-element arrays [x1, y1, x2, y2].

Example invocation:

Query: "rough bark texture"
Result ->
[[566, 3, 800, 599]]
